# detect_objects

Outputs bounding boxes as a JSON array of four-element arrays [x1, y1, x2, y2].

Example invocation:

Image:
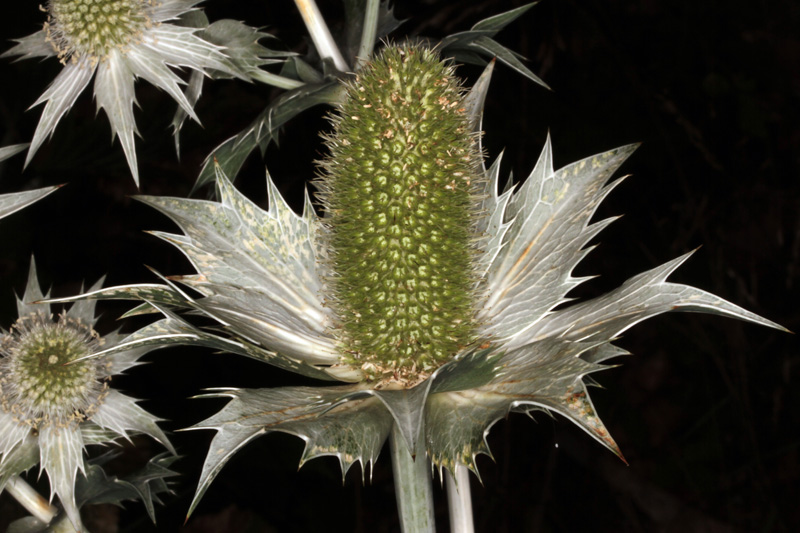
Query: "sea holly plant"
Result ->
[[0, 2, 559, 529], [59, 45, 786, 532], [0, 261, 175, 532]]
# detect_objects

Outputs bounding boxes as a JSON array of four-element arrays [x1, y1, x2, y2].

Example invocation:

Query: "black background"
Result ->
[[0, 0, 798, 531]]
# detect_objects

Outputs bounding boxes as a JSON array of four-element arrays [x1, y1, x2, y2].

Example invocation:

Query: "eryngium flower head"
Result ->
[[317, 46, 482, 386], [2, 0, 238, 186], [0, 261, 174, 530], [82, 46, 785, 515]]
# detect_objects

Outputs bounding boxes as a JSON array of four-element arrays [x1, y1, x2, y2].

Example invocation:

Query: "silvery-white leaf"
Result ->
[[0, 435, 39, 493], [45, 283, 186, 307], [63, 276, 105, 327], [89, 390, 175, 455], [171, 69, 203, 156], [77, 424, 123, 446], [150, 0, 202, 21], [201, 19, 291, 80], [26, 59, 95, 169], [425, 338, 619, 474], [1, 30, 57, 62], [93, 310, 335, 381], [136, 164, 338, 365], [16, 259, 48, 318], [437, 3, 548, 89], [467, 35, 549, 89], [0, 185, 58, 221], [124, 46, 199, 123], [0, 144, 29, 163], [580, 343, 629, 365], [517, 250, 788, 347], [185, 385, 391, 517], [190, 289, 338, 364], [38, 425, 85, 529], [94, 50, 140, 185], [479, 142, 637, 343], [140, 25, 236, 79], [461, 52, 494, 143], [471, 3, 536, 33], [473, 155, 514, 285], [0, 412, 34, 460]]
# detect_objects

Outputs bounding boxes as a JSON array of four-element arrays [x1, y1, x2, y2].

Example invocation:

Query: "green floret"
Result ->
[[319, 45, 480, 385]]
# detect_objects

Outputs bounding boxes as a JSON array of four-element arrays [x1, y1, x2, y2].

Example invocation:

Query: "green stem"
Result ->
[[389, 424, 436, 532], [251, 70, 305, 90], [5, 475, 58, 525], [293, 0, 350, 72], [445, 465, 475, 533], [355, 0, 380, 69]]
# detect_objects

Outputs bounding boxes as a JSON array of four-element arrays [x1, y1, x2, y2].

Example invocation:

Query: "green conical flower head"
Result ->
[[320, 46, 480, 386]]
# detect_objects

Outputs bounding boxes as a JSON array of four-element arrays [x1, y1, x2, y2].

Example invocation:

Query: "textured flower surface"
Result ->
[[70, 46, 785, 516], [0, 261, 174, 530], [2, 0, 239, 186]]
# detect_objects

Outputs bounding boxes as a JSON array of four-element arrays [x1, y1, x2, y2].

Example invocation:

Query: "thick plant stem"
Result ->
[[446, 465, 475, 533], [355, 0, 380, 69], [5, 475, 58, 525], [389, 424, 435, 533], [293, 0, 350, 72]]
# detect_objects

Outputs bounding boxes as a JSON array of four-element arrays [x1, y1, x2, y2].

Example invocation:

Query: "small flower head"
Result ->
[[1, 312, 106, 427], [2, 0, 240, 186], [0, 261, 173, 530], [45, 0, 152, 64]]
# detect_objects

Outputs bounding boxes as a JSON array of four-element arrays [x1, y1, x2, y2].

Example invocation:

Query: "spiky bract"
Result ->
[[75, 51, 785, 518], [0, 186, 59, 222], [319, 46, 480, 385]]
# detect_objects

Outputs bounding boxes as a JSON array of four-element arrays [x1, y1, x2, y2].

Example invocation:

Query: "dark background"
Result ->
[[1, 0, 798, 531]]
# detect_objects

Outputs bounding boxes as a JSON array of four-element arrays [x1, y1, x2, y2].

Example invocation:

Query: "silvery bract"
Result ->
[[68, 57, 784, 519], [0, 262, 174, 530], [0, 186, 59, 222], [0, 143, 59, 226], [2, 0, 242, 186]]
